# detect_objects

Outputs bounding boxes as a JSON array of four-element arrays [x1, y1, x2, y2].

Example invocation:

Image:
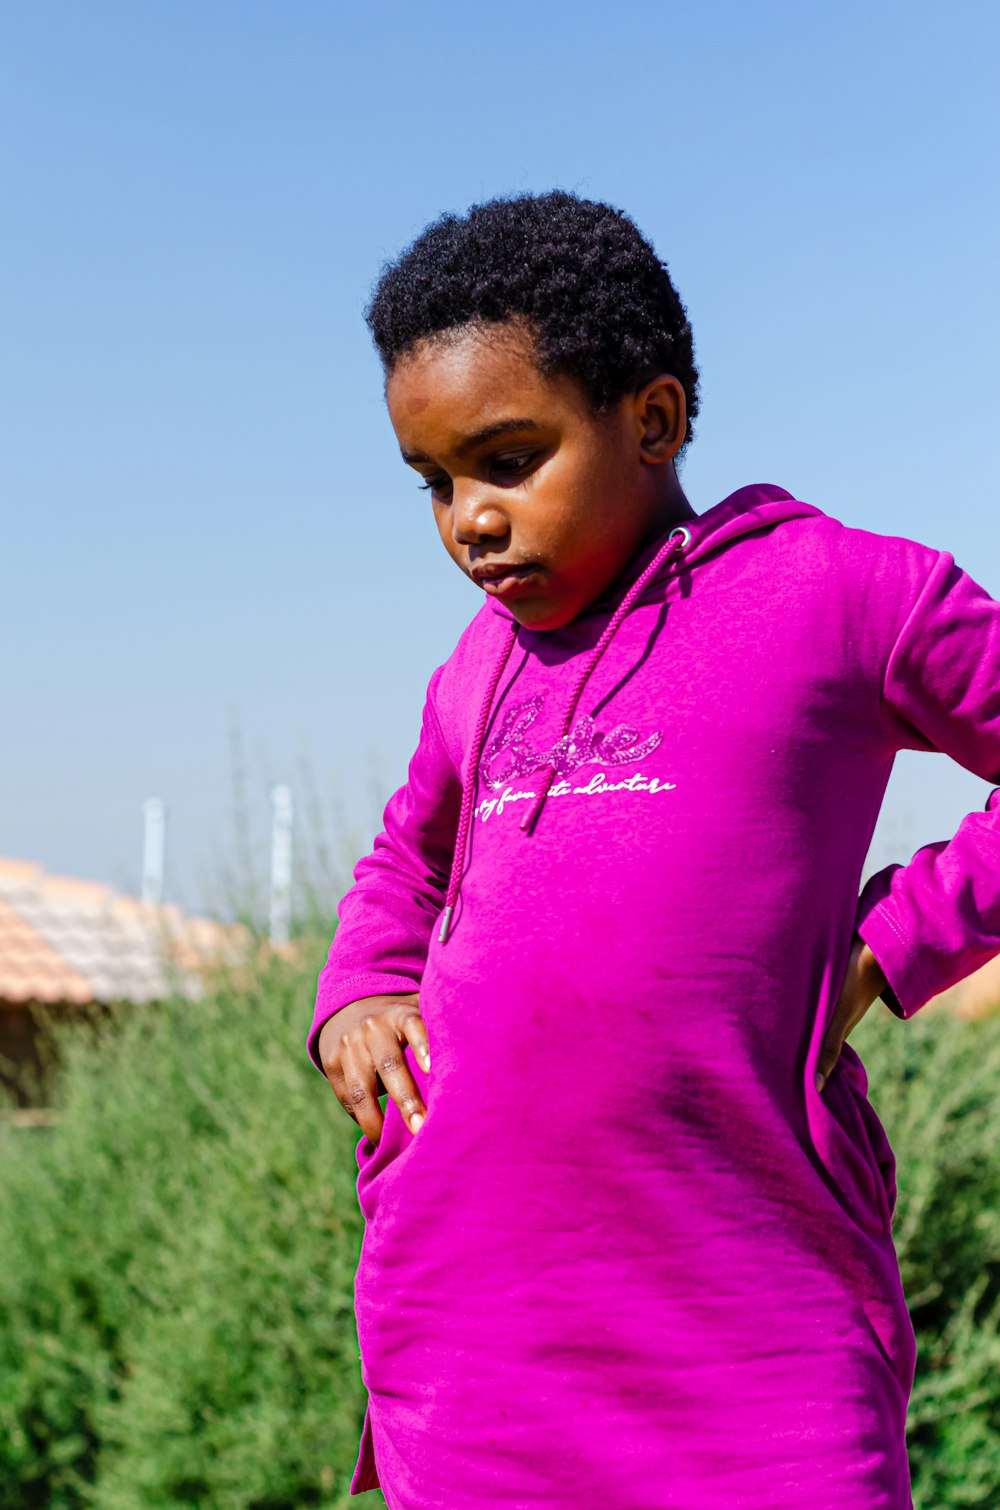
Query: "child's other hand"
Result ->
[[318, 993, 430, 1143], [815, 935, 889, 1093]]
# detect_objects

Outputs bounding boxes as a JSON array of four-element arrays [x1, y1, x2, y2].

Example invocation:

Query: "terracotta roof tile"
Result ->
[[0, 896, 93, 1003], [0, 858, 247, 1008], [937, 951, 1000, 1020]]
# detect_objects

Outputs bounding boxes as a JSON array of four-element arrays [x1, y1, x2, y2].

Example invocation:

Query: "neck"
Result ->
[[586, 469, 698, 616], [639, 463, 697, 549]]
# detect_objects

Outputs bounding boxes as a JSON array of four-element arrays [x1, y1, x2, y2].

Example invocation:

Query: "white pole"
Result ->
[[142, 797, 166, 905], [269, 783, 293, 947]]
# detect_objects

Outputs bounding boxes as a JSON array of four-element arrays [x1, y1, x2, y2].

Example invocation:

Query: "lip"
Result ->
[[470, 563, 544, 597]]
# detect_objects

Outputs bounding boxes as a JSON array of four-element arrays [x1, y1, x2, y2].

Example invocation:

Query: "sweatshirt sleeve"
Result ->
[[855, 549, 1000, 1018], [306, 664, 462, 1072]]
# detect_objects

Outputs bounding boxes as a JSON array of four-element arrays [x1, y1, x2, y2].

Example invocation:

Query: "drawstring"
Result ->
[[437, 523, 692, 942], [438, 616, 518, 941], [520, 525, 691, 836]]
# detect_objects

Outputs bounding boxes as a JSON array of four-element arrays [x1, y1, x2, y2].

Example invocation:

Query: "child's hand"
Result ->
[[317, 993, 431, 1143], [815, 934, 889, 1093]]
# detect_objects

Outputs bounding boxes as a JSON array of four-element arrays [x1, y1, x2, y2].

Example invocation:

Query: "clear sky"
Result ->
[[2, 0, 998, 914]]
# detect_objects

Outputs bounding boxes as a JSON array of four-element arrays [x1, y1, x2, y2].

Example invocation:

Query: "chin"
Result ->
[[507, 599, 579, 632]]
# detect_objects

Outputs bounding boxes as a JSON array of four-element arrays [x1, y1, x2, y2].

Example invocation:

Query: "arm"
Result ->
[[855, 550, 1000, 1018], [306, 663, 462, 1072]]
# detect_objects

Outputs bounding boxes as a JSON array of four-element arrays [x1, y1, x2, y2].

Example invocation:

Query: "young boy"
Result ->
[[307, 192, 1000, 1509]]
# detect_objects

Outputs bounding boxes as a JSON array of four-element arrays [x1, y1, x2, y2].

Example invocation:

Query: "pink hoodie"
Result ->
[[309, 484, 1000, 1509]]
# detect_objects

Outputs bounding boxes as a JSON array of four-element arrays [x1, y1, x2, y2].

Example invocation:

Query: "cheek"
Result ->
[[432, 502, 462, 558], [534, 448, 626, 550]]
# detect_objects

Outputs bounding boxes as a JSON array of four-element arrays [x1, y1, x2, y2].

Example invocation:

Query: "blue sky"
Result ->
[[2, 1, 998, 912]]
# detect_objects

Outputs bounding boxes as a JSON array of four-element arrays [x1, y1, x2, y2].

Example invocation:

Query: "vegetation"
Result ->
[[0, 936, 997, 1507], [854, 1004, 1000, 1506], [0, 944, 383, 1510]]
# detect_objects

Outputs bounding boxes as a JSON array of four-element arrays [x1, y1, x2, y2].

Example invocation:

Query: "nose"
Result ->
[[450, 486, 509, 548]]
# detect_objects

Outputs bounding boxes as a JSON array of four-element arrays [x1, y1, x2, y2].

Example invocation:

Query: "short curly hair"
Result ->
[[365, 190, 700, 444]]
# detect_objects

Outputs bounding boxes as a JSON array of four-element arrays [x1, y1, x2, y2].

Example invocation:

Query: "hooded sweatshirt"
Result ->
[[307, 484, 1000, 1510]]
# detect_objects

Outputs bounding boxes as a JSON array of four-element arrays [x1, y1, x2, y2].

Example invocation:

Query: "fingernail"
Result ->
[[409, 1113, 425, 1133], [814, 1072, 825, 1093], [421, 1051, 431, 1070]]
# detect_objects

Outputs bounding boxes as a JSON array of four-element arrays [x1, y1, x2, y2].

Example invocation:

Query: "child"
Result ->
[[307, 192, 1000, 1509]]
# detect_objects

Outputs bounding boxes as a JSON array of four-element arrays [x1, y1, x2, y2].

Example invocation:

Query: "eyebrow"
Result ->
[[400, 418, 540, 465]]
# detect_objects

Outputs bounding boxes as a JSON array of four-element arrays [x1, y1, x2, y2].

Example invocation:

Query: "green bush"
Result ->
[[854, 1004, 1000, 1508], [0, 949, 998, 1508], [0, 946, 384, 1510]]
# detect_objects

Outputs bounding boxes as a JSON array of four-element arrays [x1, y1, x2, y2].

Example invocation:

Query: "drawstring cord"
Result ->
[[437, 523, 692, 942], [520, 525, 691, 836]]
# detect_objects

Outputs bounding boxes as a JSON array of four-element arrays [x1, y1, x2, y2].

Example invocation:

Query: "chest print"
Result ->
[[480, 693, 663, 792]]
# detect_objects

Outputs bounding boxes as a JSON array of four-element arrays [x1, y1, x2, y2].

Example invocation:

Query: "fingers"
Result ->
[[815, 1033, 842, 1093], [373, 1011, 428, 1135], [321, 1001, 429, 1143], [817, 986, 858, 1092], [815, 935, 885, 1093], [398, 1008, 432, 1074], [334, 1029, 387, 1144]]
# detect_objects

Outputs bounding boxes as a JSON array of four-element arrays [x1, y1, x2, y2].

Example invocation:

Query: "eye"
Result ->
[[490, 451, 538, 482], [417, 474, 452, 499]]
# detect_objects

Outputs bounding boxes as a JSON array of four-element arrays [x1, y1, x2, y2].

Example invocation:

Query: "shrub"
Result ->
[[854, 1004, 1000, 1508], [1, 947, 998, 1508], [0, 945, 383, 1509]]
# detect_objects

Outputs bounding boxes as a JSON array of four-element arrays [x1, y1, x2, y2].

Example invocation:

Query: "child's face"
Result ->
[[385, 322, 686, 630]]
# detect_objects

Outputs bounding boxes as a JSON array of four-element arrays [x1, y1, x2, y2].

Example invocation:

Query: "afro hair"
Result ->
[[365, 190, 700, 444]]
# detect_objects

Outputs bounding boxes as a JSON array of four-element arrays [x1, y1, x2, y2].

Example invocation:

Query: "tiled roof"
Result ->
[[0, 857, 246, 1006], [935, 950, 1000, 1021]]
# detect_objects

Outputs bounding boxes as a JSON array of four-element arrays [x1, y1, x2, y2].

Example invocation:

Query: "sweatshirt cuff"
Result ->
[[307, 969, 422, 1075], [855, 868, 934, 1020]]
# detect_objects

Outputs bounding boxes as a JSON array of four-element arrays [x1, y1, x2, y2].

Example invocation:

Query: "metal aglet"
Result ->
[[438, 905, 454, 943]]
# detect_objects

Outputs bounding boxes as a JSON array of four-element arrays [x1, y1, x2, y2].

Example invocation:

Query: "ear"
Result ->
[[633, 374, 687, 464]]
